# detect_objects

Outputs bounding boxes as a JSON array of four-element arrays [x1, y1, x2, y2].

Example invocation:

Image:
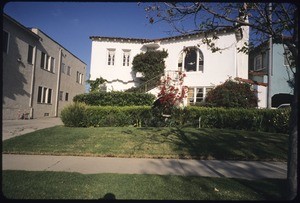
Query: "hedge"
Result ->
[[73, 92, 156, 106], [61, 103, 290, 133]]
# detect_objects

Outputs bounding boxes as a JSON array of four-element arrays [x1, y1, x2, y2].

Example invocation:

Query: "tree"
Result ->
[[86, 77, 107, 92], [132, 50, 168, 82], [205, 78, 258, 108], [143, 2, 298, 199]]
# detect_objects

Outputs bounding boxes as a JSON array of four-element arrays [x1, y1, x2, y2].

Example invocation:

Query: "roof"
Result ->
[[90, 26, 238, 43], [3, 13, 40, 40], [235, 77, 268, 87]]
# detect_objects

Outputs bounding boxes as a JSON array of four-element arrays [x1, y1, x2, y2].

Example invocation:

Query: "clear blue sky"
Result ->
[[4, 2, 176, 80]]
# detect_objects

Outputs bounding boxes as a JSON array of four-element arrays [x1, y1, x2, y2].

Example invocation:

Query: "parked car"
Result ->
[[277, 103, 291, 109]]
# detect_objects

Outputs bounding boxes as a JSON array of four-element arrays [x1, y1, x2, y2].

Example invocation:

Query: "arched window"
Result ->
[[178, 47, 204, 72]]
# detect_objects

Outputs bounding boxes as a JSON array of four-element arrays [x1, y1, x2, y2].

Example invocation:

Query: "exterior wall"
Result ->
[[271, 44, 294, 96], [90, 40, 144, 91], [90, 28, 249, 95], [2, 14, 86, 120], [3, 16, 38, 120], [249, 43, 294, 108]]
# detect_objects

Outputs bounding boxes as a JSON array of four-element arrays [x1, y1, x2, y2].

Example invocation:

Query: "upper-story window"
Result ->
[[122, 50, 130, 66], [178, 47, 204, 72], [41, 51, 55, 73], [3, 30, 10, 53], [107, 49, 115, 66], [76, 71, 84, 84], [254, 55, 262, 70], [27, 45, 34, 64], [67, 66, 71, 75]]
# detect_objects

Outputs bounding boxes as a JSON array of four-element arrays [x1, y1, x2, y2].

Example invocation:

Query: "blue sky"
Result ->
[[4, 2, 176, 80]]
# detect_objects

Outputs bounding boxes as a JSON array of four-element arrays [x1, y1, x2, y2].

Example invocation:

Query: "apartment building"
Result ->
[[3, 13, 86, 120]]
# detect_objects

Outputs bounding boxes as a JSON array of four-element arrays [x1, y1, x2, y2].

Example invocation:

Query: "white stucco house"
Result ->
[[90, 24, 249, 106]]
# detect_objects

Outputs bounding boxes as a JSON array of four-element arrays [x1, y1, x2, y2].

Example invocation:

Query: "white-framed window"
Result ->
[[27, 45, 34, 64], [122, 50, 131, 66], [187, 87, 213, 105], [40, 52, 55, 73], [254, 55, 262, 70], [178, 47, 204, 72], [107, 49, 115, 66], [76, 71, 84, 84], [37, 86, 52, 104], [3, 30, 9, 53]]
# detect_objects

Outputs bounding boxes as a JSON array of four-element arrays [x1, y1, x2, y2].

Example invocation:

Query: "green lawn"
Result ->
[[2, 126, 288, 161], [2, 170, 287, 200]]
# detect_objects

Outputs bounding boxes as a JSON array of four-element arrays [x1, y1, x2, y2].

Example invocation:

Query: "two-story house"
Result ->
[[90, 23, 249, 106], [3, 13, 86, 120], [248, 39, 295, 108]]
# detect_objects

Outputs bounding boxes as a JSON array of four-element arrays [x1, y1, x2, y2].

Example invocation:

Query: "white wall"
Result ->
[[90, 29, 249, 92]]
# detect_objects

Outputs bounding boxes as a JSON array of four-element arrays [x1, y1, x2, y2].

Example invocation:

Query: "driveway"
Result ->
[[2, 117, 63, 141]]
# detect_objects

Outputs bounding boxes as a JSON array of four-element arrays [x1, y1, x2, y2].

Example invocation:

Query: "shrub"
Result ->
[[60, 104, 290, 133], [60, 102, 87, 127], [205, 79, 258, 108], [73, 92, 155, 106]]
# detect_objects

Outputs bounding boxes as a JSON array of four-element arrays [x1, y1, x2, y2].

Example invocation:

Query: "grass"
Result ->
[[2, 170, 287, 200], [2, 126, 288, 161]]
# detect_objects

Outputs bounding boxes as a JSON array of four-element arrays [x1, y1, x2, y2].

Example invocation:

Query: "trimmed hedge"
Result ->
[[73, 92, 156, 106], [61, 104, 290, 133]]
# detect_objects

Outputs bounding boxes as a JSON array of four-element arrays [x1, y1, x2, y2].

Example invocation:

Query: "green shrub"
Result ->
[[60, 102, 87, 127], [60, 104, 290, 133], [205, 79, 258, 108], [73, 92, 155, 106]]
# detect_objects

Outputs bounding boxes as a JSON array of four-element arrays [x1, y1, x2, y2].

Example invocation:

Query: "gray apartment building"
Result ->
[[3, 13, 86, 120]]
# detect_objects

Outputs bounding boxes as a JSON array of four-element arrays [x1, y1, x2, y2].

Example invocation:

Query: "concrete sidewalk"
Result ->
[[2, 154, 287, 180], [2, 117, 63, 141]]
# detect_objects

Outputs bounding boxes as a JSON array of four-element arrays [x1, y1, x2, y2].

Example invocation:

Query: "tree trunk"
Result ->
[[287, 8, 298, 200]]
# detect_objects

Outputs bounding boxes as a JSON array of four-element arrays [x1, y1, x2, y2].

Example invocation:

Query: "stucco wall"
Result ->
[[3, 17, 37, 119], [90, 29, 249, 93]]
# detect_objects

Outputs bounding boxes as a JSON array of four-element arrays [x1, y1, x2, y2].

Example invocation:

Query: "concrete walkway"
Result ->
[[2, 117, 63, 141], [2, 154, 287, 180]]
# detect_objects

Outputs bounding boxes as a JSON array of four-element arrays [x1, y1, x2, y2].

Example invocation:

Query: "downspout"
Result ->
[[55, 48, 62, 117], [29, 45, 37, 118], [267, 3, 273, 108]]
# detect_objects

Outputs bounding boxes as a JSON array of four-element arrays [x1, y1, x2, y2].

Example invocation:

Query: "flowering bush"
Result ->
[[157, 71, 188, 114]]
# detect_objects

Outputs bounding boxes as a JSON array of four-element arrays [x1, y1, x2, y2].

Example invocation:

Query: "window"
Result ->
[[187, 87, 213, 105], [47, 89, 52, 104], [178, 47, 204, 72], [50, 57, 55, 73], [61, 63, 65, 73], [59, 91, 63, 101], [3, 30, 9, 53], [107, 49, 115, 66], [40, 52, 55, 72], [37, 86, 52, 104], [41, 52, 46, 68], [122, 50, 130, 66], [27, 45, 34, 64], [65, 92, 69, 101], [76, 71, 84, 84], [254, 55, 262, 70], [37, 86, 43, 103], [67, 66, 71, 75]]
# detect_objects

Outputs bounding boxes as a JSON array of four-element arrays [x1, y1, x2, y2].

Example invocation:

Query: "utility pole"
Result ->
[[267, 3, 273, 108]]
